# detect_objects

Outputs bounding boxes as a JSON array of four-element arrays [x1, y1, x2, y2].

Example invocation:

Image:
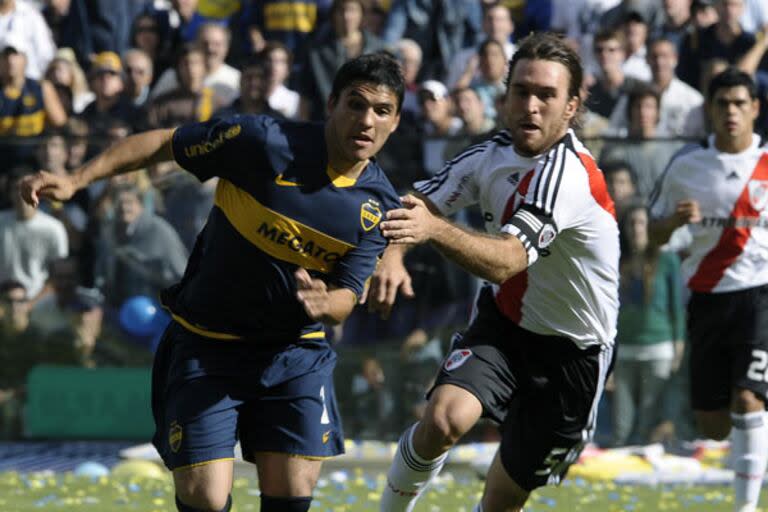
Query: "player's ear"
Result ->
[[564, 95, 579, 121], [390, 112, 401, 134], [326, 94, 338, 116]]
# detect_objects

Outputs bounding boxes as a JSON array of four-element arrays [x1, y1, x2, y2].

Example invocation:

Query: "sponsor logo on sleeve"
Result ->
[[538, 224, 557, 248]]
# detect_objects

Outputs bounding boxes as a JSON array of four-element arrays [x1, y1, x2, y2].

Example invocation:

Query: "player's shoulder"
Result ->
[[450, 129, 515, 165], [664, 138, 714, 174], [362, 159, 401, 208]]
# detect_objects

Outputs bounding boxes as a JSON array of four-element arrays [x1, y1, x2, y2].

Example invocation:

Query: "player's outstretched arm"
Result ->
[[650, 199, 701, 247], [19, 128, 176, 208], [295, 268, 357, 325], [381, 194, 527, 284]]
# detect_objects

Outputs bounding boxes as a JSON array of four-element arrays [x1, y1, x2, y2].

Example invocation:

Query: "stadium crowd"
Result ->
[[0, 0, 767, 447]]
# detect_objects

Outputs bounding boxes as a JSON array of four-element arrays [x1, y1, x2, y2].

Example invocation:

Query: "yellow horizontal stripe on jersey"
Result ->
[[172, 314, 243, 340], [0, 111, 45, 136], [299, 331, 325, 339], [263, 2, 317, 32], [214, 179, 355, 273]]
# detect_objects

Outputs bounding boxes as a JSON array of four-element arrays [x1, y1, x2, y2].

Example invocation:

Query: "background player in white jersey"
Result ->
[[369, 33, 620, 512], [650, 68, 768, 512]]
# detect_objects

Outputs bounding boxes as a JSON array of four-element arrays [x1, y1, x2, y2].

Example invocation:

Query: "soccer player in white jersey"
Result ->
[[649, 68, 768, 512], [368, 33, 620, 512]]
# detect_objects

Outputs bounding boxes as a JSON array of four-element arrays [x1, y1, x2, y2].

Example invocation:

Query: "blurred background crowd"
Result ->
[[0, 0, 767, 446]]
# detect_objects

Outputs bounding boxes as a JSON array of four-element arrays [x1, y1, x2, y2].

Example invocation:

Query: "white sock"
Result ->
[[380, 423, 448, 512], [731, 411, 768, 512]]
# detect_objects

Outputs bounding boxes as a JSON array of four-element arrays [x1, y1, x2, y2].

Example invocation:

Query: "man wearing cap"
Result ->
[[79, 51, 144, 149], [0, 0, 56, 80], [419, 80, 462, 176]]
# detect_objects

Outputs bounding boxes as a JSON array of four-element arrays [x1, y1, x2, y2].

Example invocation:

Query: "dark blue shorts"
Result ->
[[151, 322, 344, 471]]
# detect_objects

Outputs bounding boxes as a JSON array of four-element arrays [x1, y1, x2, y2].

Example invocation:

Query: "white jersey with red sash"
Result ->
[[650, 134, 768, 293], [414, 129, 620, 349]]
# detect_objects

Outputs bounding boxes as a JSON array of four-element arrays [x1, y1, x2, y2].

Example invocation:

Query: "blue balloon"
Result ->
[[74, 461, 109, 479], [119, 296, 162, 337]]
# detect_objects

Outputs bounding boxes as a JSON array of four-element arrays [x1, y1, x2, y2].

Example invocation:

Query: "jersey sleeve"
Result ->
[[648, 160, 680, 220], [172, 114, 275, 182], [412, 143, 484, 216], [329, 194, 401, 298], [500, 140, 576, 266]]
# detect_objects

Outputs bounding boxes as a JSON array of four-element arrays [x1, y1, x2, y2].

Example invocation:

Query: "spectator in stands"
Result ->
[[456, 39, 507, 121], [602, 84, 684, 199], [95, 184, 187, 308], [0, 279, 44, 439], [36, 131, 88, 254], [678, 0, 756, 88], [215, 55, 282, 118], [382, 0, 482, 80], [444, 87, 495, 160], [610, 37, 704, 137], [653, 0, 694, 48], [79, 52, 144, 147], [240, 0, 324, 57], [300, 0, 385, 121], [0, 0, 56, 80], [0, 170, 68, 309], [612, 203, 685, 446], [600, 0, 664, 34], [151, 23, 240, 107], [691, 0, 720, 28], [0, 35, 68, 167], [622, 11, 652, 81], [740, 0, 768, 33], [419, 80, 462, 176], [585, 29, 643, 119], [145, 43, 216, 129], [446, 3, 515, 89], [349, 357, 395, 439], [130, 13, 170, 84], [122, 49, 154, 107], [64, 117, 89, 171], [260, 42, 301, 119], [44, 48, 94, 115], [394, 39, 423, 120], [602, 160, 640, 214]]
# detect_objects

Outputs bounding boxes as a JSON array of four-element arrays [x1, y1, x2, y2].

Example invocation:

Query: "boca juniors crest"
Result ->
[[169, 421, 183, 453], [748, 180, 768, 212], [360, 199, 383, 231]]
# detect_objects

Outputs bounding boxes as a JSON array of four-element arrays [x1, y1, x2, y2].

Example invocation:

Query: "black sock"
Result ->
[[175, 494, 232, 512], [260, 494, 312, 512]]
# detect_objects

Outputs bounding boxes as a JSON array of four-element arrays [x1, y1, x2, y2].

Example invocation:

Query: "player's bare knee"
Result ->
[[731, 388, 765, 414], [175, 487, 230, 512], [423, 405, 472, 449]]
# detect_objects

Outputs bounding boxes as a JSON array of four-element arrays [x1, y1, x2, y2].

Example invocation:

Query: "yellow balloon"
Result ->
[[111, 460, 167, 480]]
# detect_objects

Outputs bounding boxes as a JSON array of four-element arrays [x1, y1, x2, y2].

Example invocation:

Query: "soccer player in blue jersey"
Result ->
[[20, 53, 403, 512]]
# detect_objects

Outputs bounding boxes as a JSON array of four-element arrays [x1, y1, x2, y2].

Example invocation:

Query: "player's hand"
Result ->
[[361, 247, 415, 319], [19, 171, 77, 208], [380, 194, 437, 245], [295, 268, 330, 320], [674, 199, 701, 227]]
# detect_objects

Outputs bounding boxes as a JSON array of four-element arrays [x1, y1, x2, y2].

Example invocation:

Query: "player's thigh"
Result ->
[[731, 285, 768, 407], [173, 459, 234, 509], [252, 452, 323, 497], [482, 451, 529, 512], [688, 292, 735, 411], [498, 343, 612, 492], [239, 365, 344, 463]]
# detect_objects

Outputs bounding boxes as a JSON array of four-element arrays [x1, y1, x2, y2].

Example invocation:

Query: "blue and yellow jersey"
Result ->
[[0, 78, 45, 137], [162, 115, 400, 343]]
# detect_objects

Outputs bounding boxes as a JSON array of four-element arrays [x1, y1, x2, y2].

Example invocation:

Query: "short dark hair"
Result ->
[[175, 42, 205, 67], [708, 67, 758, 101], [478, 38, 505, 57], [0, 279, 25, 297], [626, 82, 661, 120], [507, 32, 583, 99], [329, 51, 405, 112], [602, 160, 638, 185]]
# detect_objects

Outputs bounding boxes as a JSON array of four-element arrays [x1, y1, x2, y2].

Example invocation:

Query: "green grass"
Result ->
[[0, 469, 759, 511]]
